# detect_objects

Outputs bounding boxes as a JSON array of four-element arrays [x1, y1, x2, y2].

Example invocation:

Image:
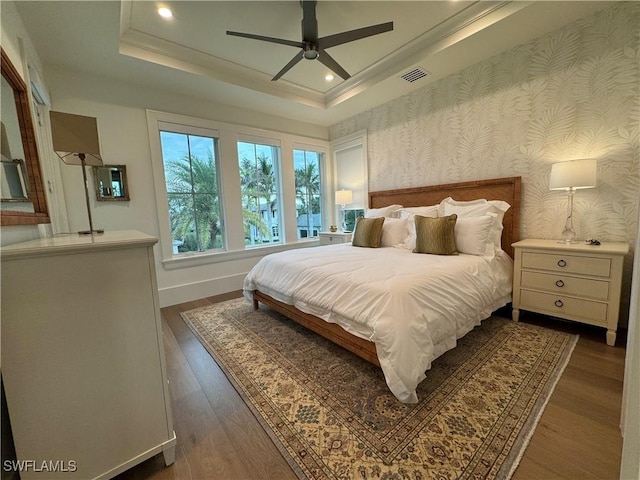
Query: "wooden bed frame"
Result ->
[[252, 176, 522, 366]]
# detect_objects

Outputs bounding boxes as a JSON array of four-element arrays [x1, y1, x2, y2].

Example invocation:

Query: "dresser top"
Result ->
[[512, 238, 630, 255], [1, 230, 158, 260]]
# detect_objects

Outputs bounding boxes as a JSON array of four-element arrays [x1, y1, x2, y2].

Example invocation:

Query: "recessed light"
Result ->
[[157, 7, 173, 19], [325, 74, 334, 82]]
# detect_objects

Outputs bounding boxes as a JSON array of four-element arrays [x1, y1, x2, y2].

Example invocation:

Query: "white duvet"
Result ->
[[243, 244, 513, 403]]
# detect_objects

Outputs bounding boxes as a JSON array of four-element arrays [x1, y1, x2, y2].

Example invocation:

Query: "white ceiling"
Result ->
[[15, 1, 611, 127]]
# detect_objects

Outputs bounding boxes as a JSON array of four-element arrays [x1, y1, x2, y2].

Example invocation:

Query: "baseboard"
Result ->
[[158, 273, 247, 307]]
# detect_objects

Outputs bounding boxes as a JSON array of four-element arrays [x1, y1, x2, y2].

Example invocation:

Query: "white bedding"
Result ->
[[243, 244, 513, 403]]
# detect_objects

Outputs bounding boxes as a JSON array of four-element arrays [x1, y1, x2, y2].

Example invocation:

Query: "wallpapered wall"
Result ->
[[330, 2, 639, 250]]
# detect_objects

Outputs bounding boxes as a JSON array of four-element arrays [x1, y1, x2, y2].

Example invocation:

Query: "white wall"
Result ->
[[44, 66, 329, 306]]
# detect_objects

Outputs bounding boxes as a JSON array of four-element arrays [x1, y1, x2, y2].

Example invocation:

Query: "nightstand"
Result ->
[[512, 239, 629, 346], [319, 231, 352, 245]]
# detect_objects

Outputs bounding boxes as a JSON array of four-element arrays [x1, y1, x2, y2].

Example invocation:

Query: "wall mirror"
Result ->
[[1, 159, 29, 201], [0, 48, 49, 226], [93, 165, 130, 201]]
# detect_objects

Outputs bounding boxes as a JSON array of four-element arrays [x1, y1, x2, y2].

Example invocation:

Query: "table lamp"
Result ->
[[549, 158, 597, 243]]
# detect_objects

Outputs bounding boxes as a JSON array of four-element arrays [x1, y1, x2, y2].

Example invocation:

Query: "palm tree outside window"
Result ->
[[159, 130, 224, 253], [238, 141, 282, 246], [294, 149, 323, 239]]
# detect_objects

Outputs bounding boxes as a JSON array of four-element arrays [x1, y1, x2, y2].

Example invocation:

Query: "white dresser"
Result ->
[[1, 231, 176, 479], [319, 231, 352, 245], [512, 239, 629, 346]]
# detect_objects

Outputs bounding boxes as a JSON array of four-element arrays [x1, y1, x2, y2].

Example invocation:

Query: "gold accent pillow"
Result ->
[[413, 214, 458, 255], [352, 217, 385, 248]]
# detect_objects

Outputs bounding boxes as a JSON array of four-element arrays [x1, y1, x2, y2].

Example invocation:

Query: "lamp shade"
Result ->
[[549, 159, 597, 190], [335, 189, 353, 205], [50, 111, 103, 166]]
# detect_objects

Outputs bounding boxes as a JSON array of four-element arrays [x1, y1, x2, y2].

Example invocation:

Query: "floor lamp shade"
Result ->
[[50, 111, 104, 235], [549, 159, 597, 243], [50, 111, 103, 166]]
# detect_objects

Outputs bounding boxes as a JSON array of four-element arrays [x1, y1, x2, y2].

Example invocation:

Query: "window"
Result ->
[[238, 141, 282, 246], [331, 131, 368, 233], [148, 110, 330, 265], [343, 209, 365, 233], [294, 149, 323, 239], [159, 129, 224, 253]]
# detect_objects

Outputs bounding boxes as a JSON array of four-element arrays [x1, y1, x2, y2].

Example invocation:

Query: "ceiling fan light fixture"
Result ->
[[303, 46, 319, 60]]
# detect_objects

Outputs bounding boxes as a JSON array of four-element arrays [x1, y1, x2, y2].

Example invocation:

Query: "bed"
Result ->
[[244, 177, 521, 403]]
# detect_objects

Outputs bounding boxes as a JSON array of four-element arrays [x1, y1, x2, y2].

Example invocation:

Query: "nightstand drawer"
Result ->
[[520, 290, 608, 325], [520, 271, 610, 300], [319, 232, 352, 245], [521, 252, 611, 277]]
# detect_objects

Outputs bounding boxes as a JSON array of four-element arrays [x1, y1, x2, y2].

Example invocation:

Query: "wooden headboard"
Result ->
[[369, 177, 522, 258]]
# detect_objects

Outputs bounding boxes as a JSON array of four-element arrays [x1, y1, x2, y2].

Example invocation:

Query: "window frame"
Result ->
[[293, 146, 326, 240], [146, 110, 329, 268], [160, 126, 225, 254], [237, 137, 284, 247]]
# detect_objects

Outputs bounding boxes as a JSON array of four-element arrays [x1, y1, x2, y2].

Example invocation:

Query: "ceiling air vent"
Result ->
[[400, 67, 429, 83]]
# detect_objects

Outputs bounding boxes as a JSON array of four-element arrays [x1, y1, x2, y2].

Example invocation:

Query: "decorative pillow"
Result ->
[[441, 198, 511, 251], [364, 204, 403, 218], [454, 215, 495, 256], [412, 214, 458, 255], [380, 217, 409, 247], [352, 217, 385, 248], [396, 205, 439, 220]]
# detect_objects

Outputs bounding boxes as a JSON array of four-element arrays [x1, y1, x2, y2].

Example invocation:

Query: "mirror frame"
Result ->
[[0, 48, 49, 226], [93, 164, 130, 201]]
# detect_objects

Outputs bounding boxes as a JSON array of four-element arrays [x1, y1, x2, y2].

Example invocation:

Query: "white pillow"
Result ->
[[437, 197, 487, 216], [380, 217, 409, 247], [396, 205, 439, 220], [442, 199, 511, 251], [454, 215, 495, 256], [365, 204, 403, 218], [400, 215, 416, 250]]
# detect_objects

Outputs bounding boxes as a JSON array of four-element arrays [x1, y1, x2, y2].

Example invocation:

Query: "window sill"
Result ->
[[161, 238, 320, 270]]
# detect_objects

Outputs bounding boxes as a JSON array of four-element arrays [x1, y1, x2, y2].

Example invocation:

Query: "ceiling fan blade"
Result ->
[[272, 52, 303, 81], [226, 31, 303, 49], [318, 22, 394, 49], [317, 49, 350, 80], [301, 0, 318, 42]]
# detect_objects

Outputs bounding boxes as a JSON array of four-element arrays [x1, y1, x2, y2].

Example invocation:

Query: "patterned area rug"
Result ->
[[182, 299, 578, 480]]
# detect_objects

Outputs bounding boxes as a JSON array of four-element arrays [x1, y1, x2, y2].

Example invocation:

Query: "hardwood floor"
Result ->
[[116, 293, 626, 480]]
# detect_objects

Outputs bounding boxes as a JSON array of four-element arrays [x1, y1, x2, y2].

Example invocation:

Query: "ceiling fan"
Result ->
[[226, 1, 393, 81]]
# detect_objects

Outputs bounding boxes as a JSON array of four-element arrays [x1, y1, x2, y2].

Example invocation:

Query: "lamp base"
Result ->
[[557, 239, 579, 244], [78, 229, 104, 235]]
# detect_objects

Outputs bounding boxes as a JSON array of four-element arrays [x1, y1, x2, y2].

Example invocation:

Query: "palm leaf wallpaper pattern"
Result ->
[[330, 2, 639, 315], [330, 1, 638, 246]]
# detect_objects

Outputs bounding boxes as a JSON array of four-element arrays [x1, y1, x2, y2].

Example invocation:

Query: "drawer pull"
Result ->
[[555, 299, 564, 308], [557, 259, 567, 267], [555, 280, 565, 288]]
